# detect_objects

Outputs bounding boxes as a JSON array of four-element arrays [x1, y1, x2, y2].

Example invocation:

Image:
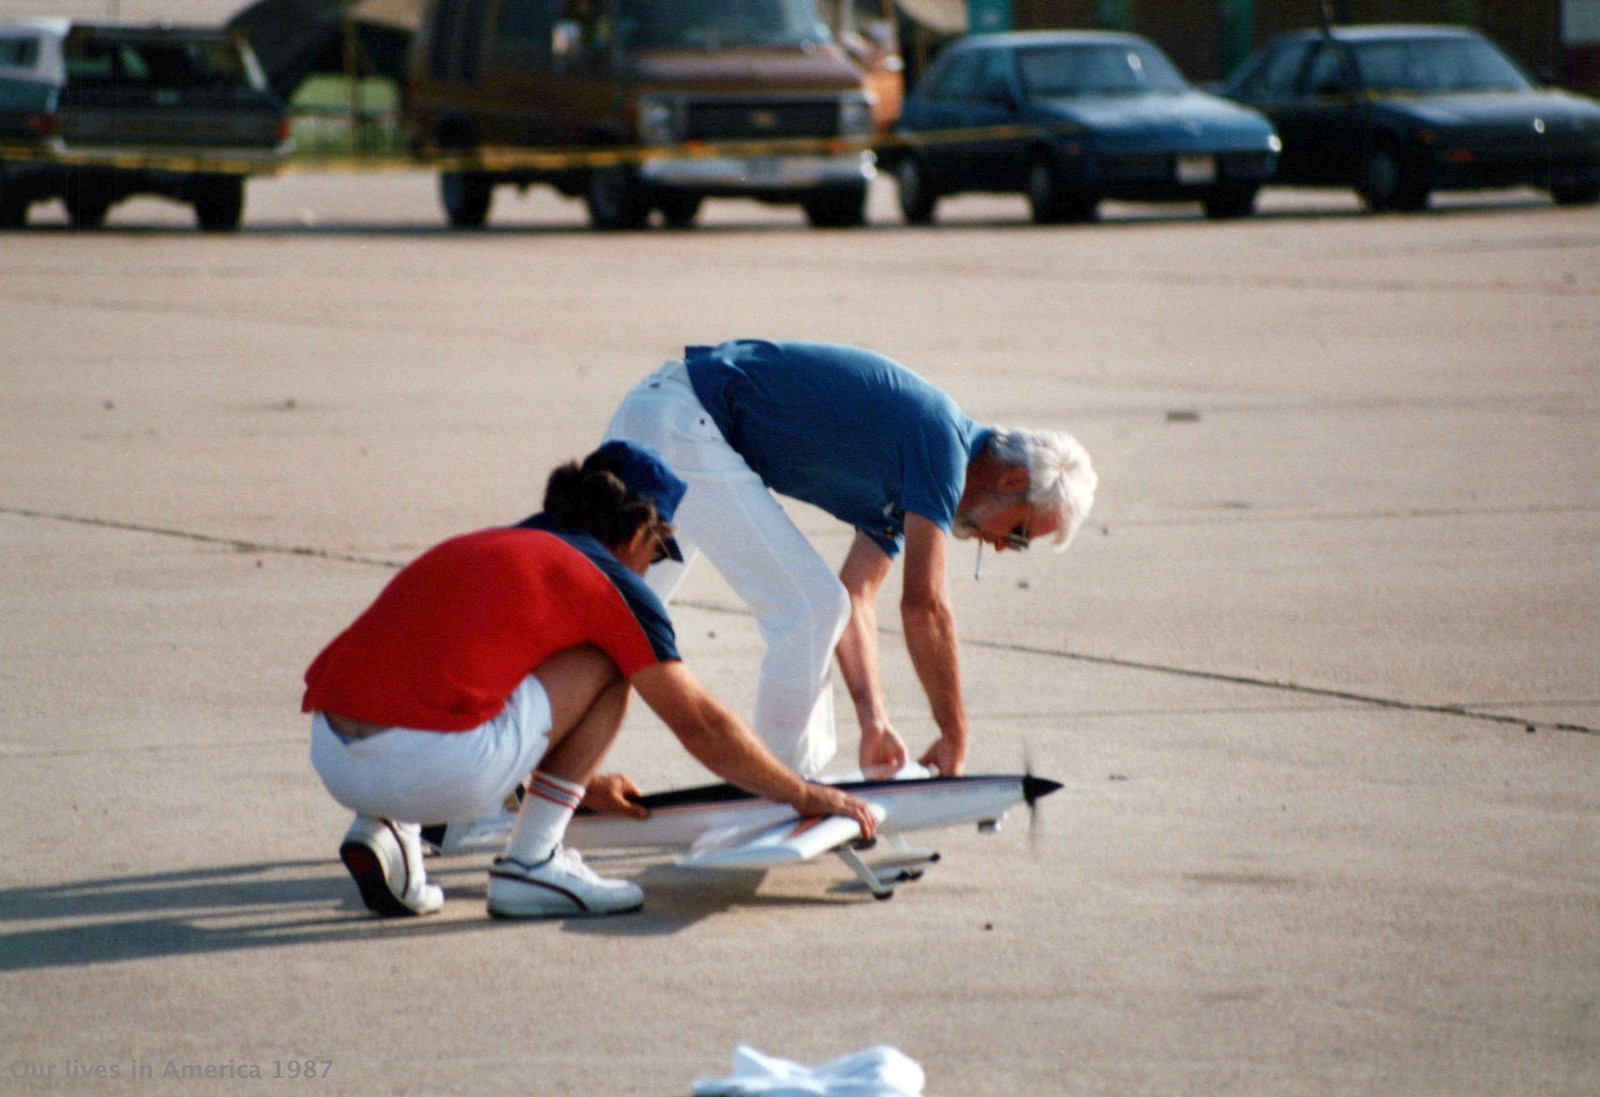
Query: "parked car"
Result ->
[[0, 18, 290, 230], [406, 0, 882, 230], [890, 31, 1280, 224], [1222, 24, 1600, 211]]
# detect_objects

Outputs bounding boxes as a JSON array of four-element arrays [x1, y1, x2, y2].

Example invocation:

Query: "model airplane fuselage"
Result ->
[[565, 767, 1063, 899]]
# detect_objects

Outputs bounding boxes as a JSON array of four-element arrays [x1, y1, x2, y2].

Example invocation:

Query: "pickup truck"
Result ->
[[0, 18, 290, 230]]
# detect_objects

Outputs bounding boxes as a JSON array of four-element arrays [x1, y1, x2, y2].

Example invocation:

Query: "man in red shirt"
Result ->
[[304, 441, 876, 919]]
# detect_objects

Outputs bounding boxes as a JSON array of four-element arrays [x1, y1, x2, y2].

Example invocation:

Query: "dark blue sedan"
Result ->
[[891, 31, 1280, 224], [1223, 25, 1600, 211]]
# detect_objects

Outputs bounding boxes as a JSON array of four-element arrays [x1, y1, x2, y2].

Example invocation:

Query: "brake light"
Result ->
[[1447, 148, 1474, 164], [28, 112, 57, 137]]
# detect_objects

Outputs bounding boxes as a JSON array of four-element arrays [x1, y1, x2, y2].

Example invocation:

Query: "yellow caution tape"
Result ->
[[2, 124, 1049, 177]]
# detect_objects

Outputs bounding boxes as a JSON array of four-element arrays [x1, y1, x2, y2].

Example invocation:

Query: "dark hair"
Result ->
[[543, 450, 672, 550]]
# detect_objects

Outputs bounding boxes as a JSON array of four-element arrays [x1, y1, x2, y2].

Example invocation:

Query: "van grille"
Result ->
[[682, 99, 841, 142]]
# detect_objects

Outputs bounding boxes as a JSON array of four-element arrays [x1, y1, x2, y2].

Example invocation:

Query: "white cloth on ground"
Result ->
[[691, 1045, 924, 1097]]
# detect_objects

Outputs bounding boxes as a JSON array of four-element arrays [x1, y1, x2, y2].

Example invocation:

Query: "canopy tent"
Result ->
[[226, 0, 420, 101]]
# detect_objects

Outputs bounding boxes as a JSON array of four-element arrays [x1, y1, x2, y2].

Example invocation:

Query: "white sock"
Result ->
[[503, 771, 586, 865]]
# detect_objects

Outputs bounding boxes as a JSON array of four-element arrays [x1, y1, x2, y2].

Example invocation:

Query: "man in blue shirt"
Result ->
[[605, 341, 1097, 779]]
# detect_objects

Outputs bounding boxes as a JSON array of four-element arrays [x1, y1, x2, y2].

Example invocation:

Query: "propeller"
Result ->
[[1020, 745, 1061, 851]]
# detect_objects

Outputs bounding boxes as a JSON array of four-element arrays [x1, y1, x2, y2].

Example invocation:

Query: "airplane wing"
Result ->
[[679, 804, 886, 869]]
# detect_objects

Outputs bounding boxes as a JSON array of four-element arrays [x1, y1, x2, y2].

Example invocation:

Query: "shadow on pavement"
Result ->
[[0, 857, 863, 967]]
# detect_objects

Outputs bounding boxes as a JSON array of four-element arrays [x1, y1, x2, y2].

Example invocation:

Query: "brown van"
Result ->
[[406, 0, 897, 228]]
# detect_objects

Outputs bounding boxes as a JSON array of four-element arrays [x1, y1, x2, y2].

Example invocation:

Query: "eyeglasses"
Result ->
[[650, 533, 671, 565], [1002, 520, 1031, 552]]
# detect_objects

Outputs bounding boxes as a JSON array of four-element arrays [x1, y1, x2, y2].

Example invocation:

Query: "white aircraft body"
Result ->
[[563, 764, 1063, 899]]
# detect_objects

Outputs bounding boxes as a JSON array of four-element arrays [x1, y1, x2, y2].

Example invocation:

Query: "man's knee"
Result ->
[[534, 646, 625, 734]]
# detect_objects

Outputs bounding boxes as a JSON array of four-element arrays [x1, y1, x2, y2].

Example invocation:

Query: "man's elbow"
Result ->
[[900, 594, 952, 632]]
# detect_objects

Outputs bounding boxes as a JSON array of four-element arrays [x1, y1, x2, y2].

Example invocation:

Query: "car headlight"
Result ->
[[637, 97, 677, 145], [839, 93, 875, 138]]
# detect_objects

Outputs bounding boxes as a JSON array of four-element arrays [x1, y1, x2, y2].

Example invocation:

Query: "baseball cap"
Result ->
[[592, 440, 687, 561]]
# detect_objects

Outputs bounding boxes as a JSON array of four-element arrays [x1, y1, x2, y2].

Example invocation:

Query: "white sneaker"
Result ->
[[339, 817, 445, 918], [486, 845, 644, 918]]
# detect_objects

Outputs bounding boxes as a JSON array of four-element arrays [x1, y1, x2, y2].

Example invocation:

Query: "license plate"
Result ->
[[1176, 154, 1217, 184]]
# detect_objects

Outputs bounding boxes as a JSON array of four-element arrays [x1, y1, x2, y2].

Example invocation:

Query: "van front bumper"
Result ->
[[639, 150, 874, 192]]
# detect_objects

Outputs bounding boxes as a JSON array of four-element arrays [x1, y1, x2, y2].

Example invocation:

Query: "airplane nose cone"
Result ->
[[1022, 775, 1063, 805]]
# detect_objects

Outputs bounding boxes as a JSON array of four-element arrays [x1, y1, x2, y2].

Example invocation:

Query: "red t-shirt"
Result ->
[[302, 525, 677, 731]]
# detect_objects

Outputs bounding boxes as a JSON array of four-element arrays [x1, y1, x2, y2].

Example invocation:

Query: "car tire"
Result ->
[[1203, 184, 1259, 220], [193, 174, 245, 232], [802, 184, 868, 228], [586, 166, 652, 230], [1026, 154, 1096, 224], [896, 156, 937, 225], [1360, 144, 1428, 213], [64, 187, 112, 230], [656, 191, 703, 229], [441, 170, 493, 229], [1550, 180, 1600, 206], [0, 185, 25, 229]]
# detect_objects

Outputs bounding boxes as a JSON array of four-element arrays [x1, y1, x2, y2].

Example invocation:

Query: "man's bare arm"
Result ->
[[900, 513, 969, 775], [629, 661, 878, 836], [835, 531, 910, 774]]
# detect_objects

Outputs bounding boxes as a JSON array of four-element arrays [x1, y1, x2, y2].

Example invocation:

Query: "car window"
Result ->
[[926, 49, 981, 102], [1353, 36, 1533, 94], [0, 35, 40, 69], [1232, 39, 1313, 99], [976, 47, 1012, 101], [1305, 42, 1355, 95], [63, 36, 247, 87], [1017, 43, 1188, 97], [615, 0, 829, 51]]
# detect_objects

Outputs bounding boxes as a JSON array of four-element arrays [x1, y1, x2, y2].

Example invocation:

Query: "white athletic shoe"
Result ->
[[486, 845, 644, 918], [339, 817, 445, 918]]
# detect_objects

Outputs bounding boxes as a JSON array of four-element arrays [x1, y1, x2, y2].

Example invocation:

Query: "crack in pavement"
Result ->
[[5, 505, 1594, 737]]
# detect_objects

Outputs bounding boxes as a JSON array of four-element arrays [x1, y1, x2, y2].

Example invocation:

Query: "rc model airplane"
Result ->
[[432, 763, 1062, 899]]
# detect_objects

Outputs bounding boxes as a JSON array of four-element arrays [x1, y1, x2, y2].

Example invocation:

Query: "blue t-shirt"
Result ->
[[685, 340, 990, 558]]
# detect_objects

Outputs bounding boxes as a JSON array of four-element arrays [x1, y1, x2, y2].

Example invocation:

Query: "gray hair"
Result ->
[[986, 427, 1098, 550]]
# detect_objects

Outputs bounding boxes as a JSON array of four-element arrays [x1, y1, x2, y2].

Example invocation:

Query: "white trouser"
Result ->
[[605, 360, 849, 776], [309, 674, 554, 826]]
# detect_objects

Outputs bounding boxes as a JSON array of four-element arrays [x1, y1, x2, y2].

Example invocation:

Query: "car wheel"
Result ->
[[1360, 145, 1428, 212], [1026, 154, 1096, 224], [0, 185, 25, 229], [1203, 184, 1259, 220], [192, 174, 245, 232], [64, 188, 112, 230], [802, 184, 868, 228], [441, 170, 493, 229], [0, 164, 26, 229], [896, 156, 937, 225], [1550, 180, 1600, 206], [586, 166, 652, 230], [656, 192, 703, 229]]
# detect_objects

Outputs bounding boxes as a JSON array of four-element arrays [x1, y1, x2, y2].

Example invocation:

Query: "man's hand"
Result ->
[[798, 785, 878, 841], [581, 773, 649, 819], [918, 735, 967, 778], [858, 720, 910, 778]]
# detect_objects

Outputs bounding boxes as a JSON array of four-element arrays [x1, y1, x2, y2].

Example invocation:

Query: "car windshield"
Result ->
[[614, 0, 830, 51], [63, 35, 248, 88], [1017, 42, 1189, 97], [1353, 36, 1533, 94]]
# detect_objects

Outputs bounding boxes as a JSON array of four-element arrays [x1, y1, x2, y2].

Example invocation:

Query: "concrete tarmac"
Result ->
[[2, 173, 1596, 1096]]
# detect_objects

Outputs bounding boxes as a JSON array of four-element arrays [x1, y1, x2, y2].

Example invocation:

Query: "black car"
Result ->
[[1223, 24, 1600, 211], [891, 31, 1280, 224]]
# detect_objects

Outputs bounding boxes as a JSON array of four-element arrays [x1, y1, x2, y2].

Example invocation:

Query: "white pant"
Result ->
[[605, 360, 849, 776], [309, 674, 554, 826]]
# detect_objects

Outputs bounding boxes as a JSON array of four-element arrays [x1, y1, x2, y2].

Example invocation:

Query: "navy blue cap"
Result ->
[[593, 440, 687, 561]]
